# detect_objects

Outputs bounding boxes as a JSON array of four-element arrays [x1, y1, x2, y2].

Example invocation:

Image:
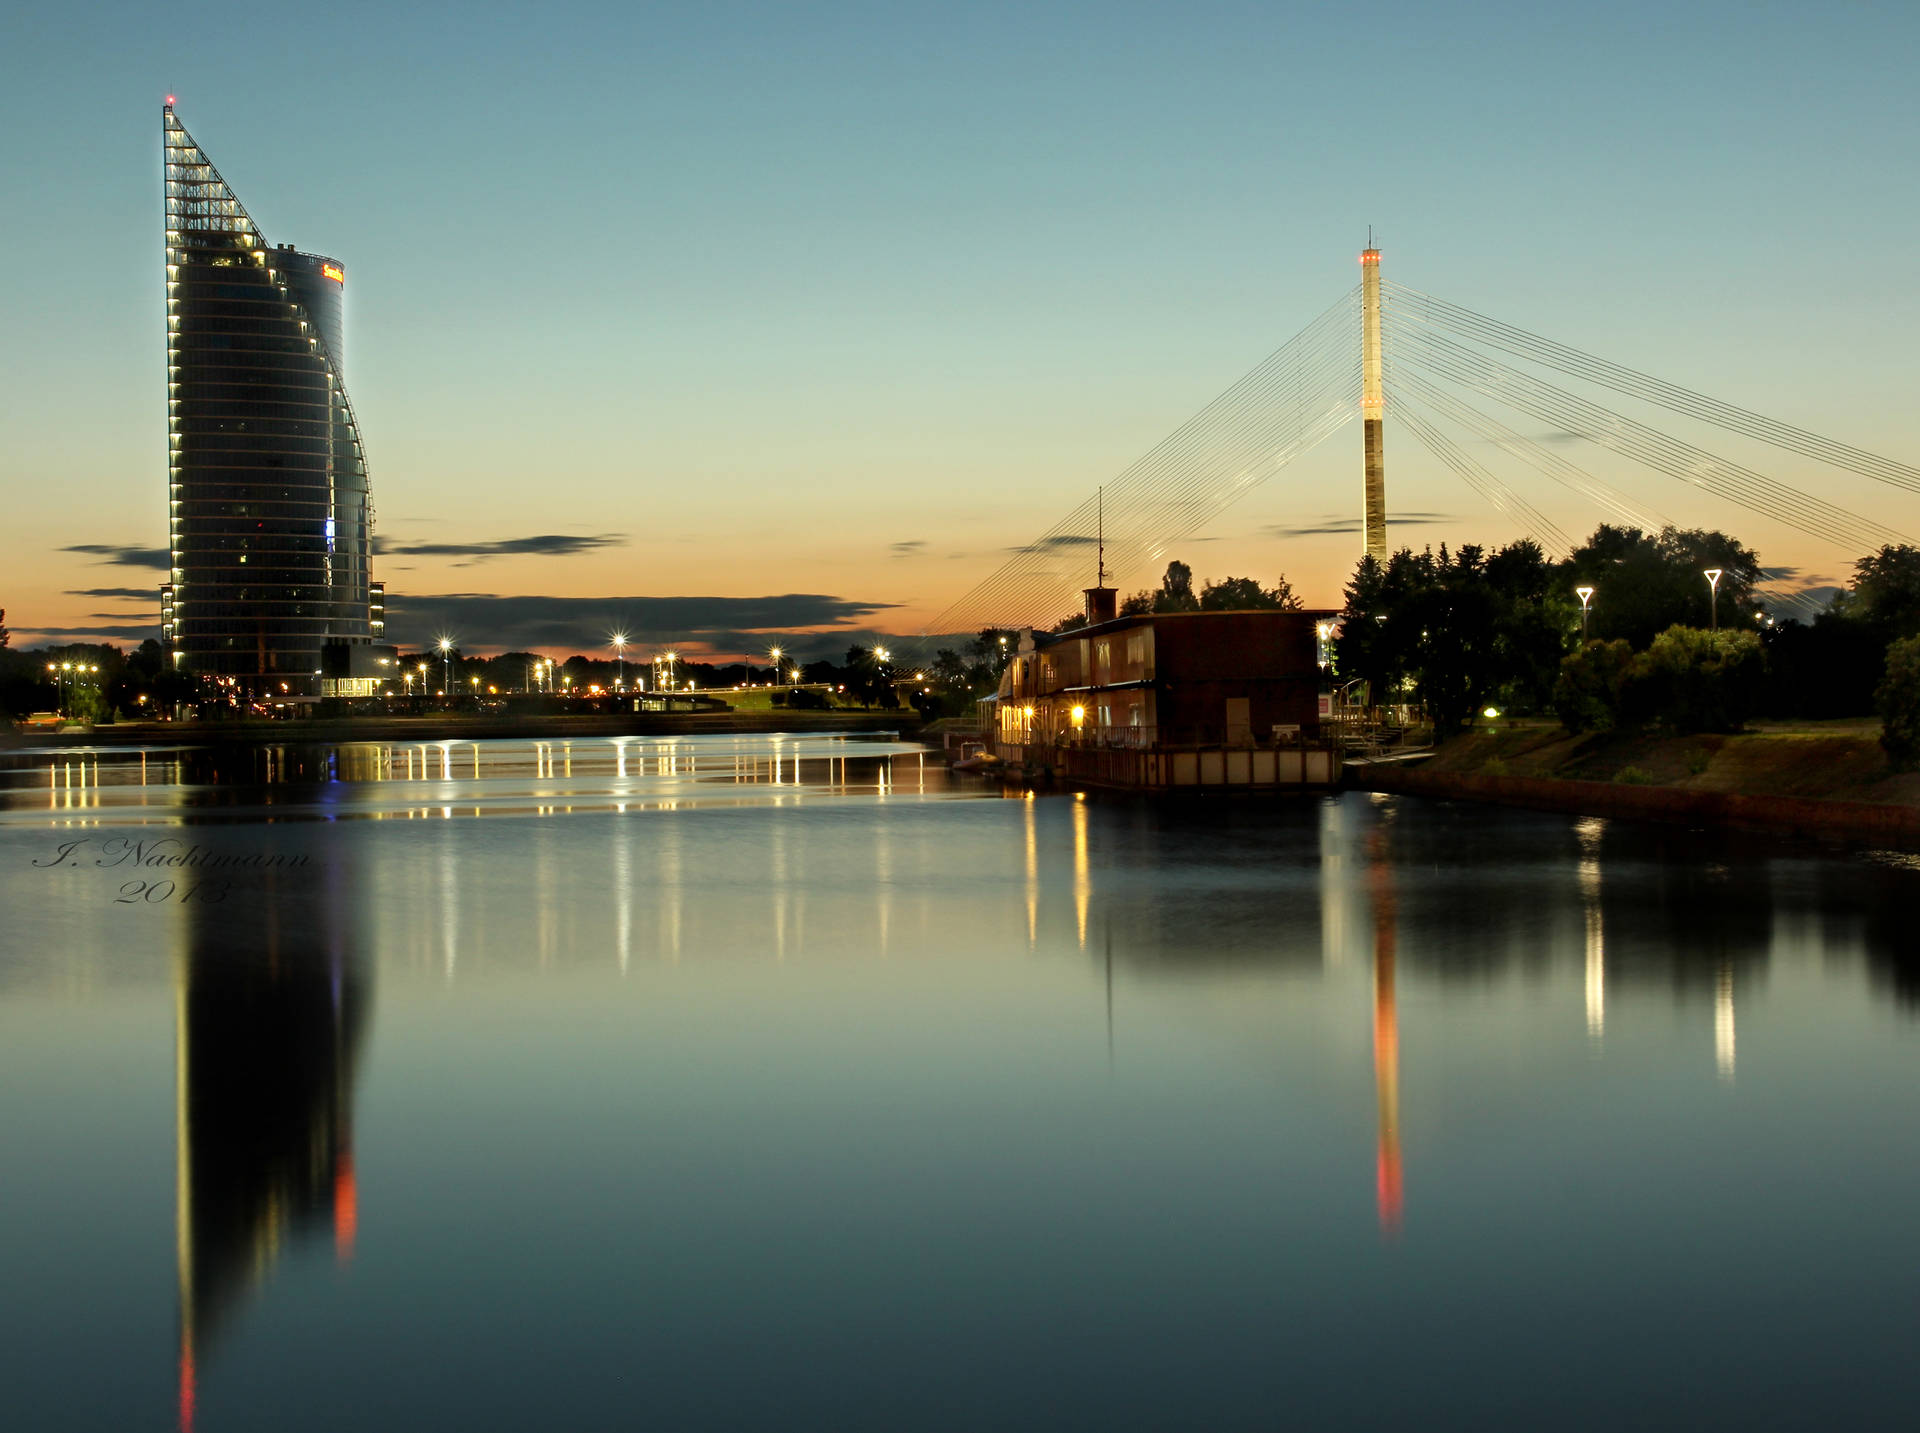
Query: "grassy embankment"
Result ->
[[1350, 718, 1920, 844], [1416, 718, 1918, 805]]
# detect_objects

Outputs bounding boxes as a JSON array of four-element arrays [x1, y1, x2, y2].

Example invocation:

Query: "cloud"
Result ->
[[62, 544, 170, 569], [889, 540, 928, 556], [371, 533, 627, 559], [65, 587, 159, 600], [9, 622, 159, 643], [1007, 534, 1099, 555], [385, 591, 899, 655], [1263, 512, 1456, 538]]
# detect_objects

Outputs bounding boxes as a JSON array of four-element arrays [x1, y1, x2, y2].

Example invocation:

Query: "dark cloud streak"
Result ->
[[62, 544, 170, 569], [372, 533, 627, 559], [386, 591, 899, 654]]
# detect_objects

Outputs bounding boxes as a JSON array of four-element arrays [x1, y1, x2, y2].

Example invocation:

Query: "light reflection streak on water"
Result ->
[[658, 817, 683, 963], [614, 815, 633, 977], [439, 827, 459, 980], [1368, 828, 1403, 1237], [0, 736, 964, 828], [1577, 816, 1606, 1044], [876, 805, 893, 957], [1073, 793, 1090, 950], [1319, 798, 1349, 969], [771, 812, 788, 962], [1024, 792, 1039, 949], [1716, 963, 1737, 1081]]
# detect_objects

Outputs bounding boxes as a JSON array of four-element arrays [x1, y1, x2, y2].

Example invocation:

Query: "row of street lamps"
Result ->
[[44, 660, 101, 717]]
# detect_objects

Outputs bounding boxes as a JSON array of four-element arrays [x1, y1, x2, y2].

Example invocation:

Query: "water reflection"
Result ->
[[174, 851, 368, 1431], [8, 758, 1920, 1430], [0, 734, 953, 828], [1367, 827, 1402, 1236]]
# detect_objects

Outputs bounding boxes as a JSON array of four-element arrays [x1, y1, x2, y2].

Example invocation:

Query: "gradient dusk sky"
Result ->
[[4, 0, 1918, 657]]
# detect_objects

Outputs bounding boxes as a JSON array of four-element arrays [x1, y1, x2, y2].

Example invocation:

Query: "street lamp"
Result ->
[[611, 633, 628, 690], [769, 646, 782, 687], [1575, 585, 1595, 639], [436, 636, 453, 695], [1704, 569, 1724, 632]]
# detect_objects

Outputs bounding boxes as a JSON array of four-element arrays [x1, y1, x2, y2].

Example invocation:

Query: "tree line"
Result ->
[[1331, 525, 1920, 757]]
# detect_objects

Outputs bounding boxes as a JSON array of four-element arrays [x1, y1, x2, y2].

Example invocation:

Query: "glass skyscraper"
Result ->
[[162, 102, 384, 697]]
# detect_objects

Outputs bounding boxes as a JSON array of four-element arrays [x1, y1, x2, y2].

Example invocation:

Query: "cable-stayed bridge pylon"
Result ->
[[921, 249, 1914, 643]]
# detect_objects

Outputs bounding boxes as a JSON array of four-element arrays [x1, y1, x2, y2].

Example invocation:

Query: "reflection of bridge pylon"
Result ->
[[1367, 830, 1402, 1236]]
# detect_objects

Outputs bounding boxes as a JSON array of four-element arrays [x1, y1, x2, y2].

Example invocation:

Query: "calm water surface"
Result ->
[[2, 733, 1917, 1430]]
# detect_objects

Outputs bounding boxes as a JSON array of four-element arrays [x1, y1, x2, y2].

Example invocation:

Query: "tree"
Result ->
[[1878, 636, 1920, 768], [1198, 575, 1303, 611], [1119, 590, 1154, 616], [931, 648, 971, 691], [1553, 639, 1637, 733], [1843, 545, 1920, 641], [1154, 561, 1198, 613], [1334, 541, 1573, 736], [1627, 626, 1767, 734], [0, 608, 8, 648], [1562, 525, 1763, 649]]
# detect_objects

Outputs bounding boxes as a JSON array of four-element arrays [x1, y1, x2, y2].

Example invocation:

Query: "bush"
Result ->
[[1627, 626, 1766, 734], [1553, 639, 1636, 732], [1615, 765, 1654, 785], [1878, 635, 1920, 768]]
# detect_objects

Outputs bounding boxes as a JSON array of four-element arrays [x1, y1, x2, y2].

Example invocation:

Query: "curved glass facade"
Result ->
[[164, 105, 377, 694]]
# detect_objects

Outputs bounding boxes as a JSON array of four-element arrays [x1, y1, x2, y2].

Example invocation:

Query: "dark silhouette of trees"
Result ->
[[1563, 525, 1762, 648], [1335, 540, 1574, 735]]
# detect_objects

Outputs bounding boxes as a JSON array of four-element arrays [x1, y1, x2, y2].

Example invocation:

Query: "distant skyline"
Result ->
[[6, 0, 1919, 656]]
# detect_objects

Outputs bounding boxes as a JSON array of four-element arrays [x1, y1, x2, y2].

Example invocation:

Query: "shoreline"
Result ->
[[1347, 724, 1920, 848], [2, 710, 921, 750]]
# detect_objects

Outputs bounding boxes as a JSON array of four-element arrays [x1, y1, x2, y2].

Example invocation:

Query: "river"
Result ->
[[3, 733, 1916, 1430]]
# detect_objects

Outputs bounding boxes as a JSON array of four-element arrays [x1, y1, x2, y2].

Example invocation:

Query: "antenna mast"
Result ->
[[1097, 485, 1107, 587]]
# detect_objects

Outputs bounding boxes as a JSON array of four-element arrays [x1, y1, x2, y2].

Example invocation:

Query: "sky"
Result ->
[[4, 0, 1919, 658]]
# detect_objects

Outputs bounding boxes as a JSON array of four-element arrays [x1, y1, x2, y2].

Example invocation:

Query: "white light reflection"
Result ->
[[658, 818, 683, 962], [1318, 796, 1350, 968], [614, 812, 633, 976], [1715, 963, 1736, 1081], [1576, 816, 1605, 1044]]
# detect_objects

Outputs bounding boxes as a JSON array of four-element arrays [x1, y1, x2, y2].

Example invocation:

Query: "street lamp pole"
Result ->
[[437, 637, 453, 696], [1576, 585, 1595, 640], [1705, 569, 1724, 632]]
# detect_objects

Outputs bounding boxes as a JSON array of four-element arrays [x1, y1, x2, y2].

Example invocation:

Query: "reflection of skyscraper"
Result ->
[[175, 861, 368, 1430], [161, 102, 382, 696]]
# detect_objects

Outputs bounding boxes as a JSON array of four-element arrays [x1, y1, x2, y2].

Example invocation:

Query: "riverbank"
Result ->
[[1348, 721, 1920, 845], [1, 709, 919, 749]]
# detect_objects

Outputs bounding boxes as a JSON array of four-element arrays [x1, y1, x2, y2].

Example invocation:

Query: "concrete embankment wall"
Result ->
[[1350, 763, 1920, 847]]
